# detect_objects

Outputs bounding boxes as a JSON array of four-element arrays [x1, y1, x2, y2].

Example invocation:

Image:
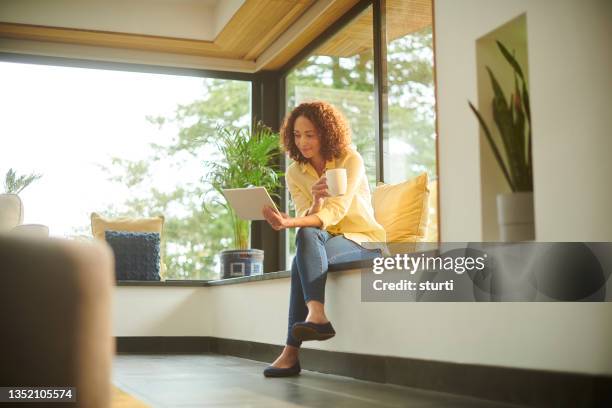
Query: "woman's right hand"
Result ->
[[310, 175, 329, 213]]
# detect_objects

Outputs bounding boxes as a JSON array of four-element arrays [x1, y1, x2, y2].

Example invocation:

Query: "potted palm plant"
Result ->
[[207, 122, 283, 278], [469, 40, 534, 242]]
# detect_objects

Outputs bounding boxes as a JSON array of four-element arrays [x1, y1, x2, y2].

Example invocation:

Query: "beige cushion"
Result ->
[[372, 172, 430, 243], [91, 212, 167, 279], [0, 193, 24, 232]]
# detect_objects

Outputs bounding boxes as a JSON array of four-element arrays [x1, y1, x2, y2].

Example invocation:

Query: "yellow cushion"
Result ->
[[372, 172, 430, 243], [90, 212, 167, 280]]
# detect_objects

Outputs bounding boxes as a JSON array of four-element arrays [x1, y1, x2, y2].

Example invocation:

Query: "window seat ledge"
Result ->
[[116, 259, 374, 287]]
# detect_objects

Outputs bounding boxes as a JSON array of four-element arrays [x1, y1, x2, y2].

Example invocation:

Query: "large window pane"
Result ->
[[284, 5, 375, 261], [384, 0, 438, 241], [0, 61, 251, 279]]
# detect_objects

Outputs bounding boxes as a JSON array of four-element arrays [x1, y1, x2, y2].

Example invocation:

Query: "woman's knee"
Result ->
[[295, 227, 322, 245]]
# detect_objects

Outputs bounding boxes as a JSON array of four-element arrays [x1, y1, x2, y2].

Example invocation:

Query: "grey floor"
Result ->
[[112, 354, 525, 408]]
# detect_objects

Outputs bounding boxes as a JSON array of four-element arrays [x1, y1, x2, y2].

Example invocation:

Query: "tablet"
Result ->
[[222, 187, 279, 220]]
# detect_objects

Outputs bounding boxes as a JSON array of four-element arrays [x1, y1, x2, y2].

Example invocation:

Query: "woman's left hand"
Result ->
[[262, 206, 291, 231]]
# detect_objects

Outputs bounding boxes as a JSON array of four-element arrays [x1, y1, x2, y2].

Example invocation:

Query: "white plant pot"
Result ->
[[0, 193, 24, 232], [496, 192, 535, 242]]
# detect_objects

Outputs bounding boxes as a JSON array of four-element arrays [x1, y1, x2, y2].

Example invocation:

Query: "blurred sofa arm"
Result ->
[[0, 234, 115, 408]]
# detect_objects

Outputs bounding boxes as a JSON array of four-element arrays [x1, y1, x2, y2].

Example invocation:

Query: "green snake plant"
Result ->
[[207, 122, 284, 250], [469, 40, 533, 192]]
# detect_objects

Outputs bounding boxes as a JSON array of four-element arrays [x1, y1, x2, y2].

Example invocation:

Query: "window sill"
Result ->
[[116, 280, 211, 287], [115, 259, 375, 287]]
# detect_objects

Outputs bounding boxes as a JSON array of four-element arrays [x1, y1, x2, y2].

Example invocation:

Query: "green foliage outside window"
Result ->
[[98, 79, 251, 280]]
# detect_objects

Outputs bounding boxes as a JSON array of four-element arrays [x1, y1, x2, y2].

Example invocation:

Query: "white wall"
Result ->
[[114, 272, 612, 376], [436, 0, 612, 241], [200, 272, 612, 377], [113, 287, 210, 336]]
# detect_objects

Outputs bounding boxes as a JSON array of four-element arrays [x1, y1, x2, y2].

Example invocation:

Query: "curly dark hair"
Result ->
[[280, 101, 352, 164]]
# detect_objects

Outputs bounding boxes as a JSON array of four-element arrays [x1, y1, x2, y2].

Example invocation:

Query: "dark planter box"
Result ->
[[220, 249, 264, 279]]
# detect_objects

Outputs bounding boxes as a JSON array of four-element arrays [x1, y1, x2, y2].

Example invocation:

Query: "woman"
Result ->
[[261, 101, 386, 377]]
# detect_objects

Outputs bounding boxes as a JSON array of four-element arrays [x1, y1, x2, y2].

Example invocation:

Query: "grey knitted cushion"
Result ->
[[105, 230, 161, 281]]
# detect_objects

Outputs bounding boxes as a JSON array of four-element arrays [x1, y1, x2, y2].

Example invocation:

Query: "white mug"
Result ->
[[326, 168, 347, 197]]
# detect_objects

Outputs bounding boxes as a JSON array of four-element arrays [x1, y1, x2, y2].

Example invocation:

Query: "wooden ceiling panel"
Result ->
[[216, 0, 315, 59], [316, 0, 432, 58], [0, 0, 432, 71], [261, 0, 360, 70], [387, 0, 432, 42], [0, 22, 225, 57], [0, 0, 315, 62]]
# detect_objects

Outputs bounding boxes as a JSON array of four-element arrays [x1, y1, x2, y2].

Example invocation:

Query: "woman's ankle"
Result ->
[[305, 300, 329, 323], [276, 349, 299, 364], [305, 314, 329, 324], [283, 345, 300, 356]]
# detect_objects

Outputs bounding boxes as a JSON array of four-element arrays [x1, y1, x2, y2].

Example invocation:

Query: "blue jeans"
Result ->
[[286, 227, 382, 347]]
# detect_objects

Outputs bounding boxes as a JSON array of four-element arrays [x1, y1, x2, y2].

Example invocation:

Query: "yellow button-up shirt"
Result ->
[[286, 147, 386, 245]]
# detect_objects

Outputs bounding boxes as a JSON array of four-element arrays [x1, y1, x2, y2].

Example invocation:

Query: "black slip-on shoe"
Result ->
[[263, 360, 301, 377], [291, 321, 336, 341]]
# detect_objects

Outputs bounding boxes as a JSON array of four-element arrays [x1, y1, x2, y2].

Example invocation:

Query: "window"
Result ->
[[281, 1, 439, 263], [384, 0, 438, 241], [0, 60, 251, 279], [284, 5, 375, 261]]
